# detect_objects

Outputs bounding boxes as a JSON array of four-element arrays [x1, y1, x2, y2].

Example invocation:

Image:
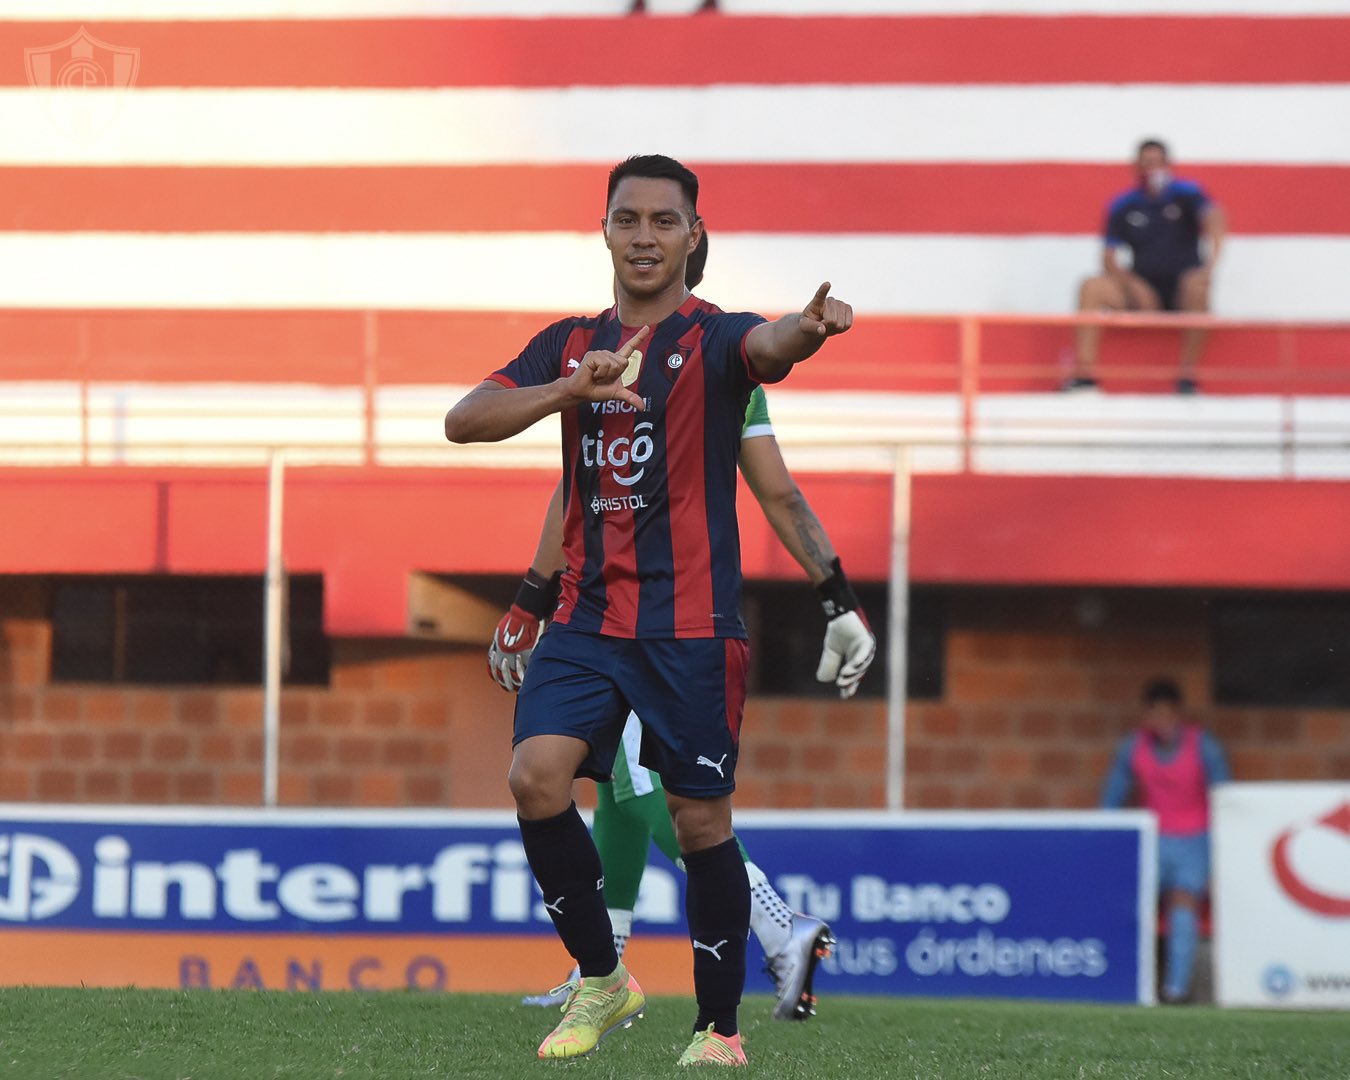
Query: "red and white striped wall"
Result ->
[[1, 4, 1347, 321], [2, 2, 1349, 627]]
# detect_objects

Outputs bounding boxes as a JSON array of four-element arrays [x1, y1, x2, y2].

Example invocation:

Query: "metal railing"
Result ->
[[1, 312, 1346, 477]]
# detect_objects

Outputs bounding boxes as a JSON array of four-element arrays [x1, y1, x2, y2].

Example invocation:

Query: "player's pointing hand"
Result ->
[[798, 282, 853, 338], [617, 324, 650, 360], [567, 324, 650, 410]]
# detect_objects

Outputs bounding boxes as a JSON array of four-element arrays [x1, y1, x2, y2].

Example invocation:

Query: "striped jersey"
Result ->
[[491, 294, 766, 639]]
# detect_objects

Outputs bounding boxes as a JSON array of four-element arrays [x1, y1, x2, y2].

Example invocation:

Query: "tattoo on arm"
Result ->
[[787, 492, 835, 580]]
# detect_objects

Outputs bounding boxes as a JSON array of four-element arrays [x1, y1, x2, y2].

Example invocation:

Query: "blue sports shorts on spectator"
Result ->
[[1158, 832, 1210, 895], [514, 622, 749, 798]]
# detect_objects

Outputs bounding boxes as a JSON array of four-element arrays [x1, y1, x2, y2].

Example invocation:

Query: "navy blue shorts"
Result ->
[[513, 623, 749, 798], [1138, 268, 1202, 312], [1140, 272, 1181, 311]]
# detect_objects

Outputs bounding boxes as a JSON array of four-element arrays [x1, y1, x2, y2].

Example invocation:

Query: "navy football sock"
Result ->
[[684, 837, 749, 1037], [518, 802, 618, 978]]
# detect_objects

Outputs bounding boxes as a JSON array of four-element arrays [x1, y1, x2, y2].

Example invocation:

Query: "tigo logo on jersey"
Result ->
[[581, 421, 654, 491]]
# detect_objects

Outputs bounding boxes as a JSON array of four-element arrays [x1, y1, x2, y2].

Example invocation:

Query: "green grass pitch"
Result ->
[[0, 988, 1346, 1079]]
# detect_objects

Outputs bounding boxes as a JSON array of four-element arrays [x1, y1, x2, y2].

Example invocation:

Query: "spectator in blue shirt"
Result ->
[[1065, 139, 1227, 394], [1102, 677, 1232, 1003]]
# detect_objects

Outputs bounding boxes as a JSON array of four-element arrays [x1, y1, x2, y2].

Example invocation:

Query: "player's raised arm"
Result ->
[[444, 327, 650, 444], [744, 282, 853, 383]]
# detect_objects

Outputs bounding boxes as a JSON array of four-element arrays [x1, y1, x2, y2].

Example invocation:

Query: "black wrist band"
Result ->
[[815, 557, 859, 619], [514, 568, 563, 620]]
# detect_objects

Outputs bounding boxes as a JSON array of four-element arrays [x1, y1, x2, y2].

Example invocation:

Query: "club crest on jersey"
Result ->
[[663, 345, 693, 384], [620, 349, 643, 388]]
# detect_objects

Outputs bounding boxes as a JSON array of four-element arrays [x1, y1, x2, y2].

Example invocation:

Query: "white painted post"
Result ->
[[886, 445, 911, 811], [262, 450, 285, 808]]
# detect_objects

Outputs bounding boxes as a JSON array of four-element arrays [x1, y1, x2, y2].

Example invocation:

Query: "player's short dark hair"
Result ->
[[1142, 677, 1183, 706], [607, 154, 700, 220], [686, 231, 708, 289], [1137, 137, 1169, 160]]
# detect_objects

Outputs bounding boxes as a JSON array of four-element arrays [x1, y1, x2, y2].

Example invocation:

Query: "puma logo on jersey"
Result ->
[[693, 939, 729, 961], [567, 358, 580, 370], [696, 754, 728, 778]]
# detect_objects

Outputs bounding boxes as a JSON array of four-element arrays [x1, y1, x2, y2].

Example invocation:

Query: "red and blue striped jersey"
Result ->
[[490, 294, 766, 639]]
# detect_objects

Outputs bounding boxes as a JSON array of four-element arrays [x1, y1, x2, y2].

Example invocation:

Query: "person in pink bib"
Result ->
[[1101, 677, 1231, 1002]]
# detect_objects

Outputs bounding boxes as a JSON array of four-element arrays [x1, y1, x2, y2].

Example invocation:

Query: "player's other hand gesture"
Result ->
[[798, 282, 853, 339], [565, 325, 650, 410]]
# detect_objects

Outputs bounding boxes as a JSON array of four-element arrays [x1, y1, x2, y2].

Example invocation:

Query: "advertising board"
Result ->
[[0, 806, 1155, 1003], [1213, 783, 1350, 1009]]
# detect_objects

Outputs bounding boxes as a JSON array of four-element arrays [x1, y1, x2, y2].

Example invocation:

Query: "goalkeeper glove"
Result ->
[[814, 558, 877, 699], [488, 568, 562, 692]]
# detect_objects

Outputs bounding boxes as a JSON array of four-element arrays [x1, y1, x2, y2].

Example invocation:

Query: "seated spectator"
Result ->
[[1101, 677, 1232, 1003], [1064, 139, 1226, 395], [630, 0, 717, 11]]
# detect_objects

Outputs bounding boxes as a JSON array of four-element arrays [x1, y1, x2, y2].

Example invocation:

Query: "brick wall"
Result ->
[[901, 589, 1350, 809], [2, 582, 1347, 809], [0, 582, 517, 807]]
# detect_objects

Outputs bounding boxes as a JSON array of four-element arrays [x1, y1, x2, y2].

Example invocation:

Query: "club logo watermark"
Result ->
[[24, 26, 141, 144]]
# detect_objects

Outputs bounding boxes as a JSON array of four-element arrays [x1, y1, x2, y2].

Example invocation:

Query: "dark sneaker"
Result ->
[[1060, 376, 1100, 392], [1176, 377, 1199, 395]]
